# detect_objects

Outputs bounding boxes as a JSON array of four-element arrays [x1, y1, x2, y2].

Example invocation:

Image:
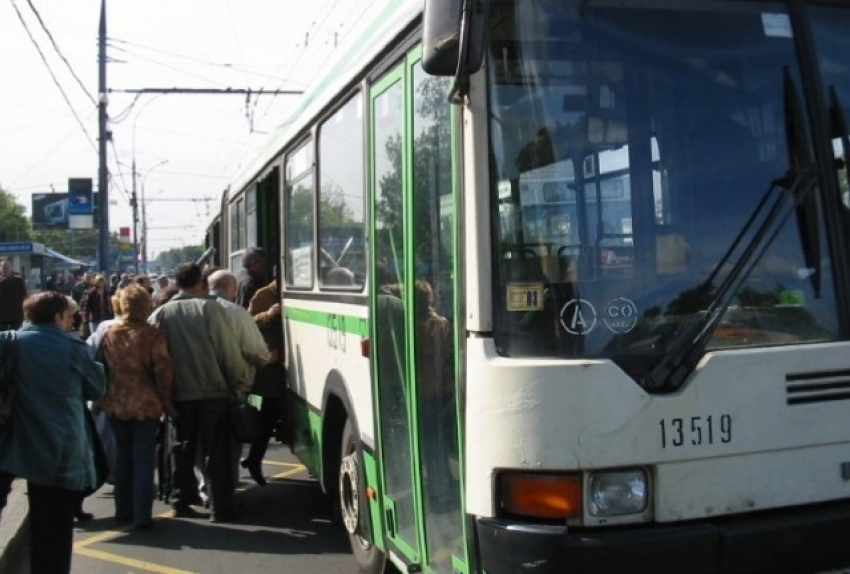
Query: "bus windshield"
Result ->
[[487, 0, 840, 380]]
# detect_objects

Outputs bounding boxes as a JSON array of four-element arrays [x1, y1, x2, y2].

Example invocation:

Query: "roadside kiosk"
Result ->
[[0, 242, 48, 291], [0, 242, 87, 291]]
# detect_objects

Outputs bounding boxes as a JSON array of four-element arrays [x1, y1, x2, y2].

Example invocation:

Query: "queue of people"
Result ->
[[0, 250, 285, 573]]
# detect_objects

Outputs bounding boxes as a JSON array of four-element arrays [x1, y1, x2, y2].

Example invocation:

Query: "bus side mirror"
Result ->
[[422, 0, 489, 76]]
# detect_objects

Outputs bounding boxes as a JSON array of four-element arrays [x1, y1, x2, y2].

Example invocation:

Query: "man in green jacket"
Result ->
[[150, 262, 250, 523]]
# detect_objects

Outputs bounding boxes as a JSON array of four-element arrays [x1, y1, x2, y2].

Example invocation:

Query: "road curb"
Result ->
[[0, 479, 28, 573]]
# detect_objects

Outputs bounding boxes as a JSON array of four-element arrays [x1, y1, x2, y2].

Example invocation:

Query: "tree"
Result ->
[[319, 182, 356, 229], [32, 228, 92, 258], [0, 186, 33, 242], [29, 227, 125, 265], [287, 184, 314, 247], [152, 244, 204, 273]]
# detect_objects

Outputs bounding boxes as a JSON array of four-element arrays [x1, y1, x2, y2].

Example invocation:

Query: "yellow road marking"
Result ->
[[262, 460, 304, 469], [73, 461, 306, 571], [271, 464, 306, 479], [75, 510, 175, 548], [74, 510, 193, 573], [74, 547, 197, 574]]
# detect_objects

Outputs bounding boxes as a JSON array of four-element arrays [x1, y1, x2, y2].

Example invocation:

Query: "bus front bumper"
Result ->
[[476, 501, 850, 574]]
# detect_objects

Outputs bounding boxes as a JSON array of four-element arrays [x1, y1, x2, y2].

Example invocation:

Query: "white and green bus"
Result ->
[[211, 0, 850, 572]]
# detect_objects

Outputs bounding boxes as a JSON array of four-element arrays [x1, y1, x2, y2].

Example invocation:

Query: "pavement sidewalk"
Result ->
[[0, 479, 28, 573]]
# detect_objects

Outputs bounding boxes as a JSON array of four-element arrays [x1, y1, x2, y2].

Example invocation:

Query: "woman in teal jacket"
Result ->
[[0, 291, 106, 574]]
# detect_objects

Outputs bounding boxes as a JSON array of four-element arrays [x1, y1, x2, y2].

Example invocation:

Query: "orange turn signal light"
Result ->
[[501, 472, 582, 520]]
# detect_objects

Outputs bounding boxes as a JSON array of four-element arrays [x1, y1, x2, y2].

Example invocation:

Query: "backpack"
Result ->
[[0, 330, 20, 428]]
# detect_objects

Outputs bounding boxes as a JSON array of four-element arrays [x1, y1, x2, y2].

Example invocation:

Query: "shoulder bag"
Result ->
[[230, 400, 262, 443], [0, 331, 20, 429]]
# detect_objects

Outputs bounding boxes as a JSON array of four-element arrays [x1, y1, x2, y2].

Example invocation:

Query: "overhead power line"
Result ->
[[8, 0, 97, 152], [146, 197, 214, 202], [107, 43, 238, 90], [24, 0, 97, 106], [107, 36, 307, 86], [108, 88, 303, 95]]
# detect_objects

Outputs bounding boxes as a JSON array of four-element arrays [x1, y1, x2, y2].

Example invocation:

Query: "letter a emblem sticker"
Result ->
[[560, 299, 597, 335]]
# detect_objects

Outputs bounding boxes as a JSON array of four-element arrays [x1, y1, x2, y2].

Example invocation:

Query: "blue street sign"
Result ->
[[0, 243, 34, 254], [67, 178, 94, 215]]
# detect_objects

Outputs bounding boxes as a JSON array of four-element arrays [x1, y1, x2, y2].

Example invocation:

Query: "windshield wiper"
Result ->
[[642, 69, 820, 393]]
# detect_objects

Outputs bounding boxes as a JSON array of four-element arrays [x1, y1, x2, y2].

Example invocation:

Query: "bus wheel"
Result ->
[[340, 419, 385, 574]]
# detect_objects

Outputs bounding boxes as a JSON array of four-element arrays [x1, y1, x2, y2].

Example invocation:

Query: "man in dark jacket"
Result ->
[[235, 247, 270, 309], [0, 258, 27, 330]]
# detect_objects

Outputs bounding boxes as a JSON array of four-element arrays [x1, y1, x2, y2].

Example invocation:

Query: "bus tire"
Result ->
[[340, 418, 385, 574]]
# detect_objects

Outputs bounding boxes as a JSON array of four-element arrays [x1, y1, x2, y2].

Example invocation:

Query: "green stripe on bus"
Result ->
[[285, 395, 322, 479], [362, 450, 386, 552], [285, 306, 368, 337]]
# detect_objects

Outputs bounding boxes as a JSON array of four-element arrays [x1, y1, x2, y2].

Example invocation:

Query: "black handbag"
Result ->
[[230, 401, 262, 443], [83, 407, 110, 496], [0, 331, 20, 429]]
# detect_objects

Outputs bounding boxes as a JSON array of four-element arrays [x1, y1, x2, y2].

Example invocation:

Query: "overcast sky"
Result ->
[[0, 0, 386, 257]]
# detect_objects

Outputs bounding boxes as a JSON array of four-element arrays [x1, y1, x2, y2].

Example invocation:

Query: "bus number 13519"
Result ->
[[659, 415, 732, 448]]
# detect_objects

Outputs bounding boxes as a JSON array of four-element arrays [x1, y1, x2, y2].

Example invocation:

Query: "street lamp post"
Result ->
[[138, 160, 167, 274], [131, 159, 139, 273], [131, 94, 166, 275]]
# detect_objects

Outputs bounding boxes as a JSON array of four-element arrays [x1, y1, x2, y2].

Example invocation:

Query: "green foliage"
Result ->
[[319, 182, 356, 229], [152, 244, 204, 273], [0, 187, 33, 242], [287, 185, 314, 247], [373, 74, 453, 279], [1, 185, 206, 272], [30, 228, 124, 263]]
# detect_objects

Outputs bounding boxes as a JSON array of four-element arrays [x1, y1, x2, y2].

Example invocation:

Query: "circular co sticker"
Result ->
[[603, 297, 638, 334], [560, 299, 597, 335]]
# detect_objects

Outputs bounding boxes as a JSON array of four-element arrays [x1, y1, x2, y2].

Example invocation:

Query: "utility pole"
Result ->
[[136, 160, 168, 274], [97, 0, 109, 273], [131, 159, 139, 273], [141, 179, 147, 273]]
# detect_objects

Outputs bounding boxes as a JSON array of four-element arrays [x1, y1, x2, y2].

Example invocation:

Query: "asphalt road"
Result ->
[[8, 442, 364, 574]]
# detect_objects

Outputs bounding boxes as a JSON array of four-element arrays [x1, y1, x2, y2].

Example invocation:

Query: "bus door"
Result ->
[[255, 168, 281, 270], [370, 48, 466, 573]]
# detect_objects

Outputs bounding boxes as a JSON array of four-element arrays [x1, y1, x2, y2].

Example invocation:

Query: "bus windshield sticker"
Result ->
[[498, 180, 513, 199], [762, 13, 792, 39], [603, 297, 638, 334], [559, 299, 597, 335], [507, 283, 545, 311]]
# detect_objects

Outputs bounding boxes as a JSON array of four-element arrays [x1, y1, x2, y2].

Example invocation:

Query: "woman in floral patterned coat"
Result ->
[[97, 284, 174, 530]]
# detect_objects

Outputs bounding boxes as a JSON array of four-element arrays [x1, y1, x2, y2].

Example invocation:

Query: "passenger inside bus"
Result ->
[[412, 280, 457, 515]]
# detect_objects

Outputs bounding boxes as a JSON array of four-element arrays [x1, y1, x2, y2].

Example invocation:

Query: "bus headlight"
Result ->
[[587, 469, 648, 517]]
